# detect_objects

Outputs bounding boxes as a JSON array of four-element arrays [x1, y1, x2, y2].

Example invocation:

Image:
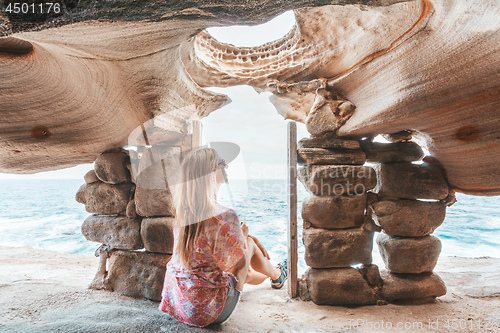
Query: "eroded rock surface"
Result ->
[[141, 217, 175, 254], [134, 187, 175, 218], [297, 148, 365, 165], [298, 135, 360, 150], [302, 193, 366, 229], [94, 152, 131, 185], [377, 233, 442, 274], [76, 182, 135, 216], [81, 215, 143, 250], [380, 270, 447, 302], [370, 200, 446, 237], [305, 268, 378, 305], [377, 162, 449, 200], [303, 226, 373, 268], [299, 165, 376, 196], [107, 250, 171, 302], [361, 141, 424, 163], [84, 170, 100, 184], [2, 0, 500, 196]]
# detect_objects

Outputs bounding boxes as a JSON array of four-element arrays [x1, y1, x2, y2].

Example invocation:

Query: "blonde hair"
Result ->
[[174, 147, 220, 269]]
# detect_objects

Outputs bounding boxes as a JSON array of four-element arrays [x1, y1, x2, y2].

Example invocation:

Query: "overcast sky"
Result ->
[[0, 11, 307, 180]]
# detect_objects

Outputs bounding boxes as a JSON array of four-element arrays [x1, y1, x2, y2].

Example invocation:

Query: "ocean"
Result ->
[[0, 179, 499, 274]]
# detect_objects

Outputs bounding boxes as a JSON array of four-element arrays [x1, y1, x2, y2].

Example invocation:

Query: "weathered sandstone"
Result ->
[[301, 194, 366, 229], [297, 148, 366, 165], [305, 268, 378, 305], [360, 141, 424, 163], [84, 170, 100, 184], [94, 152, 130, 185], [107, 250, 171, 302], [305, 89, 355, 136], [377, 233, 442, 274], [298, 165, 376, 196], [303, 227, 373, 268], [141, 217, 175, 254], [380, 270, 447, 302], [81, 215, 143, 250], [1, 0, 500, 196], [134, 187, 175, 218], [126, 199, 138, 218], [133, 147, 180, 217], [76, 182, 134, 216], [298, 135, 360, 150], [370, 200, 446, 237], [378, 162, 449, 200]]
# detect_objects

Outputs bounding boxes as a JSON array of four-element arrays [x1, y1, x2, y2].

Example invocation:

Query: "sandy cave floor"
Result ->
[[0, 246, 499, 333]]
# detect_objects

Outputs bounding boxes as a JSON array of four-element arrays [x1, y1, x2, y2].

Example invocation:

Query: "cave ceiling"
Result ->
[[0, 0, 499, 195]]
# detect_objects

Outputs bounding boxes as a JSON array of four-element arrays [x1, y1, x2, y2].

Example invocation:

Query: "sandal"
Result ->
[[271, 259, 288, 289]]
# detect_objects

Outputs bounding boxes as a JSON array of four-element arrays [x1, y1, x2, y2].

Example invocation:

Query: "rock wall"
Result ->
[[2, 0, 500, 195], [298, 124, 450, 305], [76, 122, 201, 301], [76, 150, 175, 301]]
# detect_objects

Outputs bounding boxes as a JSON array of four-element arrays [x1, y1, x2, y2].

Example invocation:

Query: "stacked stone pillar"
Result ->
[[297, 134, 381, 305], [363, 138, 449, 303], [76, 121, 201, 301], [297, 131, 451, 305], [76, 149, 177, 301]]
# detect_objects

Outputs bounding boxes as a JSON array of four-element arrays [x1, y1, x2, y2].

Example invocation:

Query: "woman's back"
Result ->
[[159, 202, 246, 327]]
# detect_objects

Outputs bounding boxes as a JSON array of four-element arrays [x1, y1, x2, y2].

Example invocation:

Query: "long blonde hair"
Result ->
[[174, 147, 220, 268]]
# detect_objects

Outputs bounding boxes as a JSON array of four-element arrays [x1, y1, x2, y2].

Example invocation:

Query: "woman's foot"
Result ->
[[271, 259, 288, 289]]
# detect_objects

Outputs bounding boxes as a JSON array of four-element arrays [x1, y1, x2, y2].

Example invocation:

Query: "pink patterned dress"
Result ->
[[159, 202, 247, 327]]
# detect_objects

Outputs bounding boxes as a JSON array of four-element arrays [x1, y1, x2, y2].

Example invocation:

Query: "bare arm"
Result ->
[[228, 221, 249, 291], [229, 255, 247, 292]]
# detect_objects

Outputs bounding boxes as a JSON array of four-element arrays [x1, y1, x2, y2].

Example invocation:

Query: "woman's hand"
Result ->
[[241, 221, 249, 238]]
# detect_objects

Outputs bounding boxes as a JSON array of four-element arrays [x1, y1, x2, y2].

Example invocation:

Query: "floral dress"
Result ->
[[159, 203, 247, 327]]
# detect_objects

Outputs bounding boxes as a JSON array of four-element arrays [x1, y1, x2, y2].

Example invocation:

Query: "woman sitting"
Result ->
[[159, 147, 287, 327]]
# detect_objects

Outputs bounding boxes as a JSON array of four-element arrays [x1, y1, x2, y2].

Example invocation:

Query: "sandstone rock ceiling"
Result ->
[[1, 0, 499, 195]]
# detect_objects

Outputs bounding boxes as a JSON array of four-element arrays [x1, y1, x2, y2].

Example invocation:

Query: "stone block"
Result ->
[[370, 200, 446, 237], [361, 141, 424, 163], [381, 130, 414, 143], [303, 226, 373, 268], [141, 217, 175, 254], [378, 162, 449, 200], [298, 165, 376, 196], [107, 250, 171, 301], [82, 215, 143, 250], [133, 151, 180, 217], [84, 169, 100, 184], [76, 182, 135, 215], [298, 135, 360, 150], [377, 233, 441, 274], [306, 268, 378, 305], [75, 184, 86, 204], [126, 199, 138, 218], [302, 194, 366, 229], [94, 152, 130, 184], [133, 146, 181, 189], [297, 148, 366, 165], [305, 92, 355, 136], [135, 187, 175, 218], [380, 270, 447, 302], [358, 264, 384, 291]]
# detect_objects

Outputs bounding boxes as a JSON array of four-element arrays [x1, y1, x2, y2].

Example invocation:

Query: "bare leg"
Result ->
[[247, 237, 281, 281], [245, 267, 269, 285], [230, 236, 282, 289]]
